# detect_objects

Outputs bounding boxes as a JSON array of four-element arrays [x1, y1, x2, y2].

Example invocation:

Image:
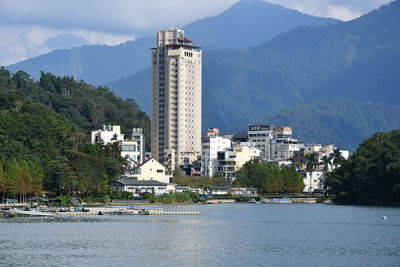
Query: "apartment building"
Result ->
[[201, 128, 232, 177], [247, 124, 274, 160], [151, 28, 202, 173]]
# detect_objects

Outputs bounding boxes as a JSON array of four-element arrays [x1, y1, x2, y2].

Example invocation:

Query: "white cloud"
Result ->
[[0, 0, 394, 66], [267, 0, 393, 21], [325, 4, 362, 21], [0, 25, 134, 66]]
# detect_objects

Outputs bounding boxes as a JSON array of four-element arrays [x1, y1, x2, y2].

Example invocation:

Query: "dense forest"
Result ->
[[0, 67, 150, 200], [325, 130, 400, 205], [8, 69, 150, 143], [234, 160, 304, 193]]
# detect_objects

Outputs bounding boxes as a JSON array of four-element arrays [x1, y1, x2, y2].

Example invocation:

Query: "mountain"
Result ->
[[262, 98, 400, 151], [107, 0, 400, 149], [7, 37, 154, 85], [184, 0, 338, 50], [6, 0, 338, 85], [0, 68, 151, 147]]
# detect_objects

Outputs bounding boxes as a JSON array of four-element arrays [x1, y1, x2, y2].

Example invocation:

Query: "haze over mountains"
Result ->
[[6, 0, 338, 85], [6, 0, 400, 150]]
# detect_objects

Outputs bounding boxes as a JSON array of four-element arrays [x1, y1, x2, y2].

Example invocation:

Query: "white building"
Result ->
[[303, 171, 325, 193], [91, 125, 124, 144], [270, 138, 303, 161], [201, 129, 232, 177], [108, 180, 170, 197], [125, 158, 169, 183], [303, 144, 323, 154], [151, 28, 202, 173], [91, 126, 146, 168], [217, 144, 261, 182], [131, 128, 146, 164]]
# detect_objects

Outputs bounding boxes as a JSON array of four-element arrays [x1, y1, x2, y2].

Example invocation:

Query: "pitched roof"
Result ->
[[136, 157, 164, 169]]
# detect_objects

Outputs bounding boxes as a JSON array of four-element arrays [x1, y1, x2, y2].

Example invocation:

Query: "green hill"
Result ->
[[8, 69, 150, 144], [0, 68, 129, 197]]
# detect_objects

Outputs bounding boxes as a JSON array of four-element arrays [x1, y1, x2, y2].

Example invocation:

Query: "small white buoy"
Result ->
[[382, 216, 387, 220]]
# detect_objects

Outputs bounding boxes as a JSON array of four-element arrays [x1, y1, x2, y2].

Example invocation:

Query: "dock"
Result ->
[[55, 210, 200, 216]]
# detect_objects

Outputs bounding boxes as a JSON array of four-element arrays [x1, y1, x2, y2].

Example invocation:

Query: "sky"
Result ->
[[0, 0, 394, 66]]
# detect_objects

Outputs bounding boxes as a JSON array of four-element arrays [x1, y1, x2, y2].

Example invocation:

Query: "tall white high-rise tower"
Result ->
[[151, 28, 202, 173]]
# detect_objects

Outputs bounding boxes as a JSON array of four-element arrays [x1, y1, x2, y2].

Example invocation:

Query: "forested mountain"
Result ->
[[0, 68, 128, 197], [4, 69, 150, 143], [6, 0, 338, 84], [184, 0, 338, 50], [7, 37, 154, 85], [108, 0, 400, 150], [262, 98, 400, 151]]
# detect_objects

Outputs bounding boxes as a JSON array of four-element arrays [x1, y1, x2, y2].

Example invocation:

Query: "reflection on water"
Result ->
[[1, 204, 399, 266]]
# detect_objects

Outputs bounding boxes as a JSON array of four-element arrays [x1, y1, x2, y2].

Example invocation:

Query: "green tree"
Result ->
[[325, 130, 400, 205], [305, 152, 319, 192], [330, 148, 345, 169]]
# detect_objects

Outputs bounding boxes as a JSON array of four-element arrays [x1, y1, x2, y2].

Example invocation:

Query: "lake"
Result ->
[[1, 203, 399, 266]]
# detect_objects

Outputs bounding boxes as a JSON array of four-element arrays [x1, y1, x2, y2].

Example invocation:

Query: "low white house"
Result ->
[[108, 180, 172, 197], [126, 158, 169, 183]]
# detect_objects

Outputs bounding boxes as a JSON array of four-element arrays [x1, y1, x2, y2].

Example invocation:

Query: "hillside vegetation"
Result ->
[[6, 69, 150, 143], [326, 130, 400, 205], [0, 68, 148, 199]]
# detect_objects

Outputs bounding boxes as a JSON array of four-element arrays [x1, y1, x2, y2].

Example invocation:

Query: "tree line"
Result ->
[[325, 130, 400, 205], [0, 158, 43, 203], [0, 68, 134, 201], [234, 160, 304, 194]]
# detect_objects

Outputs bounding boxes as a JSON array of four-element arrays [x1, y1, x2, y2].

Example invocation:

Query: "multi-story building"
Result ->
[[91, 125, 124, 144], [131, 128, 146, 165], [91, 125, 146, 169], [270, 137, 303, 161], [217, 144, 261, 182], [201, 128, 232, 177], [248, 124, 274, 160], [151, 28, 202, 173]]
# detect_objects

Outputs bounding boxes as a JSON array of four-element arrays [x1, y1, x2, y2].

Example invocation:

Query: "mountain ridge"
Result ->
[[6, 0, 339, 85]]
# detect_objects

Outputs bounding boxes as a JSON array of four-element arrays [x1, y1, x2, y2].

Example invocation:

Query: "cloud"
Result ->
[[267, 0, 393, 21], [0, 0, 394, 66], [0, 0, 238, 35], [325, 4, 362, 21], [0, 25, 134, 66]]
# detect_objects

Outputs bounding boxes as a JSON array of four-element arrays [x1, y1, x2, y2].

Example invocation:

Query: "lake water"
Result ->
[[1, 203, 399, 266]]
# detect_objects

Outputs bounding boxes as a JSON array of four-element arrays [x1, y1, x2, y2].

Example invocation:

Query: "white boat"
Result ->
[[5, 209, 54, 217]]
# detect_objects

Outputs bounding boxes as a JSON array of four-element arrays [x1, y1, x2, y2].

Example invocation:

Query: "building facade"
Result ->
[[248, 125, 273, 160], [125, 158, 167, 183], [151, 28, 202, 173], [201, 129, 232, 177], [91, 125, 124, 144]]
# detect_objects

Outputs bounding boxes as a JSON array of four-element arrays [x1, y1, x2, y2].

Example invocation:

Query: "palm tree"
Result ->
[[320, 155, 332, 190], [320, 155, 332, 173], [331, 148, 345, 169], [305, 152, 319, 193]]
